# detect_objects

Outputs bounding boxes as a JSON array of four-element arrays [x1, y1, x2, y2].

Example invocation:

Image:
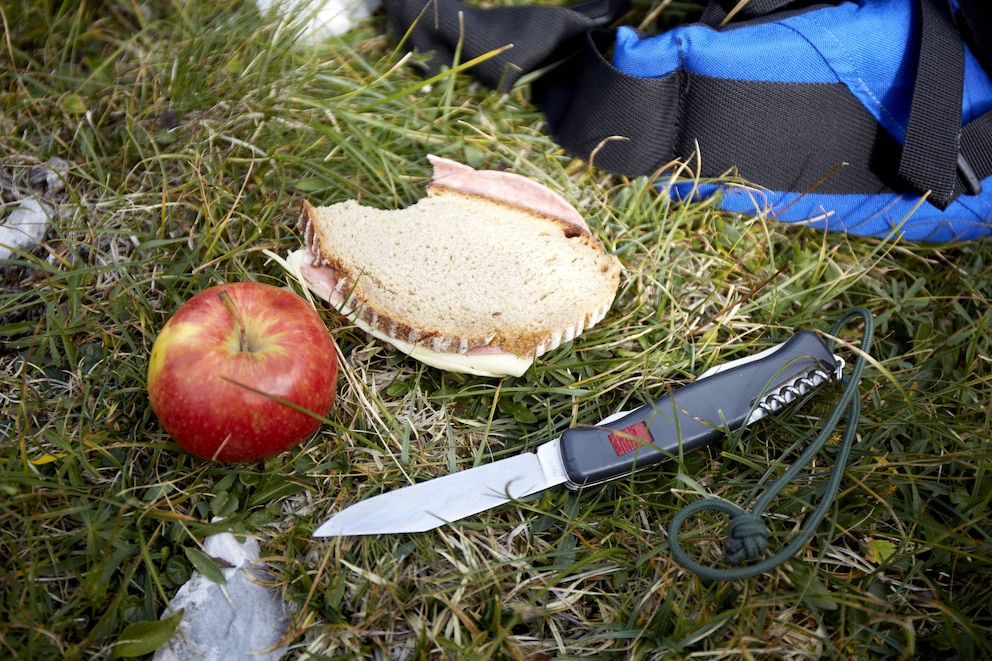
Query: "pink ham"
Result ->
[[427, 155, 590, 236], [297, 254, 347, 308]]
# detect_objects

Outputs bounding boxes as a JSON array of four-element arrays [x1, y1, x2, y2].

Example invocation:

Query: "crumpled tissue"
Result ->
[[154, 532, 292, 661]]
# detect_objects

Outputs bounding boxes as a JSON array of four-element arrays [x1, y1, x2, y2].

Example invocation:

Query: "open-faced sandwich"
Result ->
[[288, 155, 621, 377]]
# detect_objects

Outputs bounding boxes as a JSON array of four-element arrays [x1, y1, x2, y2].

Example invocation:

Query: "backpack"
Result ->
[[385, 0, 992, 242]]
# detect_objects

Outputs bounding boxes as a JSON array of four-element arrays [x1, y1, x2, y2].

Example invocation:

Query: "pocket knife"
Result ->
[[313, 331, 844, 537]]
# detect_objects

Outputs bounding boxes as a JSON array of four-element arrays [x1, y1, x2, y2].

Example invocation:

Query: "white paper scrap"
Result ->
[[154, 532, 292, 661]]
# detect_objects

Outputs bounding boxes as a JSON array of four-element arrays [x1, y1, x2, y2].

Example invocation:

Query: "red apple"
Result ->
[[147, 282, 338, 462]]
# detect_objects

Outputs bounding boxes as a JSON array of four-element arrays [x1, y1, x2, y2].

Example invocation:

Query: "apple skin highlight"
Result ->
[[148, 282, 338, 462]]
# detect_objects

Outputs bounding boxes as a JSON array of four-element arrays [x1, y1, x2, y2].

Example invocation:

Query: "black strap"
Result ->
[[960, 110, 992, 192], [384, 0, 629, 92], [954, 0, 992, 197], [533, 29, 682, 178], [898, 0, 964, 208]]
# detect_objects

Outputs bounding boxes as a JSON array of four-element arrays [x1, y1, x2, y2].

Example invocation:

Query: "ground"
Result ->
[[1, 1, 991, 659]]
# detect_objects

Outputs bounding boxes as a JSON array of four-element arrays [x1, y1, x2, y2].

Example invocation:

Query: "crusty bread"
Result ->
[[295, 157, 621, 373]]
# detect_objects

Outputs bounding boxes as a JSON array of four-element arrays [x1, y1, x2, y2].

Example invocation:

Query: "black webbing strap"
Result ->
[[961, 111, 992, 193], [899, 0, 964, 209], [383, 0, 629, 92], [956, 0, 992, 196], [532, 29, 683, 179]]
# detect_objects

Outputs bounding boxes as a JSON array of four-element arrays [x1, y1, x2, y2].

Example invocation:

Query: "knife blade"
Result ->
[[313, 330, 843, 537]]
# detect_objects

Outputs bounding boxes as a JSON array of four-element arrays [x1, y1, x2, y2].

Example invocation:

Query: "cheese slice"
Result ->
[[357, 320, 533, 377]]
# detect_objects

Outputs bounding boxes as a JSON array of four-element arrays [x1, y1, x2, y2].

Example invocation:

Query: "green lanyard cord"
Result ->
[[667, 307, 875, 581]]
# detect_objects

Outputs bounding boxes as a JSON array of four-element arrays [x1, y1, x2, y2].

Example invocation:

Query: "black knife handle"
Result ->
[[558, 331, 841, 490]]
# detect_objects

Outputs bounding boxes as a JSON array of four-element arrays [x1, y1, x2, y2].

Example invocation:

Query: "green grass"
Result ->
[[2, 1, 992, 658]]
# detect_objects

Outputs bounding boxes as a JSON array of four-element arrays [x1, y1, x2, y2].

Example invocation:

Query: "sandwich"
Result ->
[[288, 155, 621, 377]]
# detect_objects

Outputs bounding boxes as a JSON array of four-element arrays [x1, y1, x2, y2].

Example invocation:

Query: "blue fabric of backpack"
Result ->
[[386, 0, 992, 242]]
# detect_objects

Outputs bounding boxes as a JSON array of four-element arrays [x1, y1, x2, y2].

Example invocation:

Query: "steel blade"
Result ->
[[313, 440, 567, 537]]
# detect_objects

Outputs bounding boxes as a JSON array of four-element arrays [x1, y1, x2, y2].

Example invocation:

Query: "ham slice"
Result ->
[[427, 155, 590, 236]]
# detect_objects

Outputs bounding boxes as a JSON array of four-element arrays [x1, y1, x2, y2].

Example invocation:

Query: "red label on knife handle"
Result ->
[[609, 421, 653, 456]]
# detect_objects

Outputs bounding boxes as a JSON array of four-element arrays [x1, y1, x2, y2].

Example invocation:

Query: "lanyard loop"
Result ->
[[667, 307, 874, 580]]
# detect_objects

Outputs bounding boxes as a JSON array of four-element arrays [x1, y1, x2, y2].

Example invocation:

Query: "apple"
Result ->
[[147, 282, 338, 462]]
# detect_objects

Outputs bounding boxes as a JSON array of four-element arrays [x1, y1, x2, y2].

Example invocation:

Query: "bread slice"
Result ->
[[292, 156, 621, 376]]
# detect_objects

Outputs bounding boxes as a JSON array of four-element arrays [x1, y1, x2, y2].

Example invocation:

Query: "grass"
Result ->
[[2, 1, 991, 658]]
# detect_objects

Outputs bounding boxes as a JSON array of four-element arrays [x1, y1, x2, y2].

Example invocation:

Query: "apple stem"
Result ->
[[218, 290, 250, 353]]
